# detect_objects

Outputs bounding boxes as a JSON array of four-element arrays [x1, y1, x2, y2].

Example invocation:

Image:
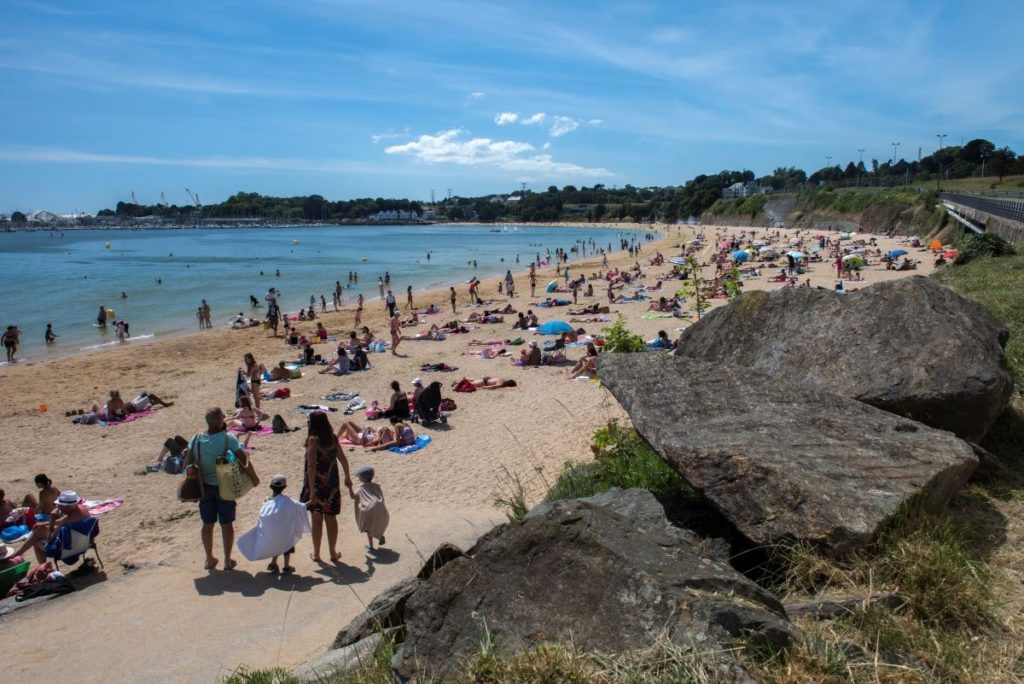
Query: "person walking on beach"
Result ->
[[44, 323, 56, 345], [378, 277, 385, 300], [196, 307, 205, 330], [450, 286, 457, 313], [354, 295, 363, 327], [385, 289, 397, 317], [334, 281, 343, 311], [300, 411, 352, 563], [389, 310, 402, 356], [3, 326, 20, 363], [184, 407, 250, 571], [529, 272, 537, 297], [504, 270, 515, 298], [244, 352, 267, 409], [201, 300, 212, 329], [352, 466, 388, 551], [406, 285, 414, 310], [97, 305, 108, 327], [266, 301, 281, 337], [320, 294, 327, 313]]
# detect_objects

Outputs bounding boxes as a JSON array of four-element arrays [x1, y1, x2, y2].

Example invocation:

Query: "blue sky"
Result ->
[[1, 0, 1022, 212]]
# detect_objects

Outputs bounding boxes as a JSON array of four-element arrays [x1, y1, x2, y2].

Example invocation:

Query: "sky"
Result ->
[[1, 0, 1022, 213]]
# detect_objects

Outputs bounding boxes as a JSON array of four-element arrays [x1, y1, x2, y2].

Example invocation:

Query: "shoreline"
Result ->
[[0, 222, 662, 367]]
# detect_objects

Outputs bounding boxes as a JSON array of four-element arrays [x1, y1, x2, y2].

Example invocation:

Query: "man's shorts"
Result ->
[[198, 484, 236, 524]]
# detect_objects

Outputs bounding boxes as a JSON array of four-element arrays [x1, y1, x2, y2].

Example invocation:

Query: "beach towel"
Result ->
[[293, 404, 337, 414], [389, 434, 431, 454], [228, 425, 275, 436], [99, 409, 156, 427], [323, 391, 359, 402], [353, 482, 389, 539], [84, 498, 123, 516], [236, 495, 311, 562], [420, 363, 458, 372], [642, 313, 675, 319], [453, 379, 478, 393]]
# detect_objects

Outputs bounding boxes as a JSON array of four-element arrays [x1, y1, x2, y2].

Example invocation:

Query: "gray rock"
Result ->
[[332, 576, 418, 649], [394, 488, 793, 681], [598, 354, 978, 556], [674, 276, 1013, 440], [333, 542, 465, 649], [784, 592, 904, 620], [296, 630, 397, 682]]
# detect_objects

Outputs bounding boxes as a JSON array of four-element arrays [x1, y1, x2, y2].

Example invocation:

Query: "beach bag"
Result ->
[[440, 398, 457, 412], [163, 453, 185, 475], [216, 456, 256, 501], [272, 387, 291, 399], [271, 414, 289, 434], [177, 436, 206, 502]]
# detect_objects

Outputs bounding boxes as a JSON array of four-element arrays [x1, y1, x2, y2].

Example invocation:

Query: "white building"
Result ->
[[368, 209, 419, 222]]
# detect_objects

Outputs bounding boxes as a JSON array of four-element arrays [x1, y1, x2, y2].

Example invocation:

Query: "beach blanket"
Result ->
[[389, 434, 431, 454], [642, 313, 675, 319], [323, 391, 359, 401], [293, 404, 337, 414], [420, 363, 458, 372], [84, 498, 124, 516], [99, 409, 156, 427], [570, 316, 611, 323], [228, 425, 275, 436]]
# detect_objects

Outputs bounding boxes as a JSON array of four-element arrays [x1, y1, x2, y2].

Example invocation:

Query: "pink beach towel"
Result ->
[[101, 410, 156, 427]]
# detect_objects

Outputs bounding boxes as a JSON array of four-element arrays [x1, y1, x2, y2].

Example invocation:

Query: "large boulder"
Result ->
[[674, 276, 1012, 440], [598, 355, 978, 556], [394, 488, 793, 681]]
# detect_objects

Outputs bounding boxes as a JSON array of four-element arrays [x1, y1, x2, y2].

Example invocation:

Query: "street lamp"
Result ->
[[935, 134, 946, 191], [981, 151, 991, 178], [891, 142, 900, 187], [857, 148, 865, 187]]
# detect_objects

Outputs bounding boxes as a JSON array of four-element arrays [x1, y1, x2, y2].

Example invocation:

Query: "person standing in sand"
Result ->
[[201, 300, 212, 329], [184, 407, 249, 571], [406, 285, 414, 310], [244, 352, 267, 409], [351, 466, 388, 551], [300, 412, 352, 563], [450, 286, 457, 313], [3, 325, 20, 362], [378, 277, 385, 300], [389, 310, 402, 356], [385, 289, 397, 317]]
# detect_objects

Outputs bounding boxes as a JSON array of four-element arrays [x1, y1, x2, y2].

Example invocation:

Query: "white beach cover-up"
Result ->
[[237, 495, 311, 561]]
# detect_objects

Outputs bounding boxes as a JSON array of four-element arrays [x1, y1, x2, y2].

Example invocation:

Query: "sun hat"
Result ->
[[270, 474, 287, 487], [355, 466, 375, 481], [0, 544, 16, 561], [412, 377, 422, 386], [56, 490, 81, 507]]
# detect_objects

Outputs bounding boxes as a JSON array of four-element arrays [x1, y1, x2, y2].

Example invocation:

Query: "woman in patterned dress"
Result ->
[[300, 411, 353, 563]]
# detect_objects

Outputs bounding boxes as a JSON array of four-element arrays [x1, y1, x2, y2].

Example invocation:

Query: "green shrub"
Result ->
[[953, 233, 1016, 265], [547, 422, 696, 501], [600, 315, 646, 353]]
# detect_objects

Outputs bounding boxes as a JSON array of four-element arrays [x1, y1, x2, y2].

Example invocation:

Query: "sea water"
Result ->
[[0, 224, 653, 360]]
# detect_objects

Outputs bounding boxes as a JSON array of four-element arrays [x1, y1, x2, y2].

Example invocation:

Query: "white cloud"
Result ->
[[384, 129, 611, 178], [521, 112, 547, 125], [549, 116, 579, 137], [0, 145, 379, 174], [371, 128, 410, 144], [587, 119, 603, 125], [468, 91, 485, 99], [494, 112, 518, 125], [542, 142, 551, 150]]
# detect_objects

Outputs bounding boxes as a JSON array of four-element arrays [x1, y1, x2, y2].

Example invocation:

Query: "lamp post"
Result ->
[[857, 148, 865, 187], [935, 134, 946, 191], [981, 151, 991, 179], [891, 142, 900, 187]]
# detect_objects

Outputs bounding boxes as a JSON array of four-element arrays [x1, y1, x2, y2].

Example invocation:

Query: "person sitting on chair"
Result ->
[[9, 491, 91, 564]]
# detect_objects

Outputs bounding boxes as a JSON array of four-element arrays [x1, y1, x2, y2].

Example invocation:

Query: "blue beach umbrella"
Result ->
[[545, 280, 558, 292], [786, 251, 805, 259], [537, 320, 573, 335], [731, 250, 750, 261], [888, 249, 908, 258]]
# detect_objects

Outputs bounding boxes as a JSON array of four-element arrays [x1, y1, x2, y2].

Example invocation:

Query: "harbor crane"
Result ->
[[185, 188, 202, 209], [160, 192, 169, 208]]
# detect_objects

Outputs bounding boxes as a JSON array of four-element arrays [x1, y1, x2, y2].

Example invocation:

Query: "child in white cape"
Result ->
[[237, 473, 310, 574], [352, 466, 389, 551]]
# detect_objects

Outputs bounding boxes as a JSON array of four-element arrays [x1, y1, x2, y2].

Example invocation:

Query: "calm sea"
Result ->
[[0, 224, 652, 361]]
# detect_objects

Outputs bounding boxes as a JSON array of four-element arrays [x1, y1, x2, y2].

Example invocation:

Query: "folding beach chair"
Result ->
[[48, 518, 103, 570]]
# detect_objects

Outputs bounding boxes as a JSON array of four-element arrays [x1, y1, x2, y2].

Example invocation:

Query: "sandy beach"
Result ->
[[0, 223, 938, 682]]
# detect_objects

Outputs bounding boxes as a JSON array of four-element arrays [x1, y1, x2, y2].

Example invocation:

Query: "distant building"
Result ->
[[27, 210, 60, 223], [368, 209, 419, 222], [722, 182, 773, 199]]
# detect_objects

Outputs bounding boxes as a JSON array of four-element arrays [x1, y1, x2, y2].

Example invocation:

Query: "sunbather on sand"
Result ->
[[567, 343, 599, 378], [337, 421, 393, 448], [267, 361, 291, 381], [451, 376, 518, 389]]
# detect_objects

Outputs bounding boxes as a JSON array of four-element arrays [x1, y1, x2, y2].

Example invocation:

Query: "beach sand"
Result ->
[[0, 224, 938, 682]]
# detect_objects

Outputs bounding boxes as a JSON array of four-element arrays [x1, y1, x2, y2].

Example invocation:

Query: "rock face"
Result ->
[[674, 276, 1012, 440], [598, 354, 978, 556], [394, 488, 793, 681]]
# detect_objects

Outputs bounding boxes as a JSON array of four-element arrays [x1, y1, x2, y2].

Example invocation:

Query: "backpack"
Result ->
[[272, 414, 289, 434], [440, 398, 457, 411], [163, 454, 185, 474]]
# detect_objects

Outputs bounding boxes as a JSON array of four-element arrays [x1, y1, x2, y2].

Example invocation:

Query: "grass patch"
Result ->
[[547, 421, 697, 501], [935, 254, 1024, 386], [492, 465, 531, 525], [222, 632, 397, 684]]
